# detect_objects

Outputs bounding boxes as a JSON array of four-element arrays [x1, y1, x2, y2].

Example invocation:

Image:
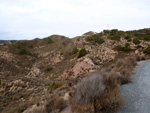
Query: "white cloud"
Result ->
[[0, 0, 149, 40]]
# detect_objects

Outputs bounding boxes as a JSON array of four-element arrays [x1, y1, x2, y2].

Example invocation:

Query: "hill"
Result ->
[[0, 28, 150, 113]]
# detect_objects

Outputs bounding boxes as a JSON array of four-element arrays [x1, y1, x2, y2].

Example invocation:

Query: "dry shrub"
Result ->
[[71, 73, 106, 112], [23, 105, 46, 113], [114, 57, 136, 84], [135, 55, 145, 61], [45, 96, 66, 113], [100, 70, 125, 112], [119, 68, 132, 84], [71, 104, 94, 113], [74, 73, 105, 104]]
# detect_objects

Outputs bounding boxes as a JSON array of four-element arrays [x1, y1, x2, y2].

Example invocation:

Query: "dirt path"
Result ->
[[117, 60, 150, 113]]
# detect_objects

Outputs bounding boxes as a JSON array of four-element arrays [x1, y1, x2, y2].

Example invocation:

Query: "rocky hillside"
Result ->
[[0, 28, 150, 113]]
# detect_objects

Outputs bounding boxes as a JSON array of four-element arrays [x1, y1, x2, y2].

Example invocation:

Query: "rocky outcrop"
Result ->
[[60, 58, 95, 79]]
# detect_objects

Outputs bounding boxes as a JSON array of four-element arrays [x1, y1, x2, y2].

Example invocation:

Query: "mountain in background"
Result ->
[[0, 40, 18, 44]]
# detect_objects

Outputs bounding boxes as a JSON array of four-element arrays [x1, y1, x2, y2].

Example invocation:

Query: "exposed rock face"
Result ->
[[60, 58, 95, 79]]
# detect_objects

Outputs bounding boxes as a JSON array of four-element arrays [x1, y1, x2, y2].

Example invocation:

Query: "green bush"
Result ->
[[48, 83, 63, 90], [46, 67, 53, 72], [125, 35, 131, 42], [133, 37, 140, 44], [143, 36, 150, 41], [108, 35, 121, 41], [72, 47, 78, 54], [78, 48, 88, 58], [124, 43, 131, 51], [144, 46, 150, 54], [86, 35, 104, 44], [114, 45, 124, 51], [114, 43, 131, 52], [110, 29, 118, 35], [44, 38, 54, 44], [103, 30, 110, 34], [19, 49, 32, 55]]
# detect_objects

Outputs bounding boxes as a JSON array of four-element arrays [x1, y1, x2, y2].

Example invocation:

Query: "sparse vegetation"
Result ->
[[114, 43, 132, 52], [144, 46, 150, 54], [1, 28, 150, 113], [19, 49, 32, 55], [108, 35, 121, 40], [86, 34, 104, 44], [44, 38, 54, 44], [78, 48, 88, 58], [46, 97, 66, 113], [48, 83, 63, 90], [133, 37, 140, 44], [45, 67, 53, 72], [143, 36, 150, 41], [125, 35, 131, 42], [72, 47, 78, 54]]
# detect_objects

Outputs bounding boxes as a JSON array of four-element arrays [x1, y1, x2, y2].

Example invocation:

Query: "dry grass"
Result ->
[[45, 96, 66, 113], [71, 104, 94, 113]]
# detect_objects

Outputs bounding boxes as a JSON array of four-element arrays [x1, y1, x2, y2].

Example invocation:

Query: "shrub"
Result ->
[[74, 73, 105, 104], [133, 37, 140, 44], [44, 38, 54, 44], [114, 45, 124, 51], [45, 67, 53, 72], [86, 34, 104, 44], [124, 43, 131, 51], [19, 49, 32, 55], [114, 43, 131, 52], [103, 30, 110, 34], [72, 73, 105, 112], [29, 45, 33, 48], [108, 35, 121, 40], [144, 46, 150, 54], [110, 29, 118, 35], [125, 35, 131, 42], [78, 48, 88, 58], [143, 36, 150, 41], [48, 83, 63, 90], [71, 104, 94, 113], [72, 47, 78, 54], [46, 97, 66, 113], [114, 57, 136, 84]]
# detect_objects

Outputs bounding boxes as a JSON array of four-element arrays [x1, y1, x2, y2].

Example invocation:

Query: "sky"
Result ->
[[0, 0, 150, 40]]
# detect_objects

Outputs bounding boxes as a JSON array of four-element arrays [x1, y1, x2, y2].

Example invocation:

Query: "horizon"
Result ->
[[0, 0, 150, 40], [0, 27, 150, 41]]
